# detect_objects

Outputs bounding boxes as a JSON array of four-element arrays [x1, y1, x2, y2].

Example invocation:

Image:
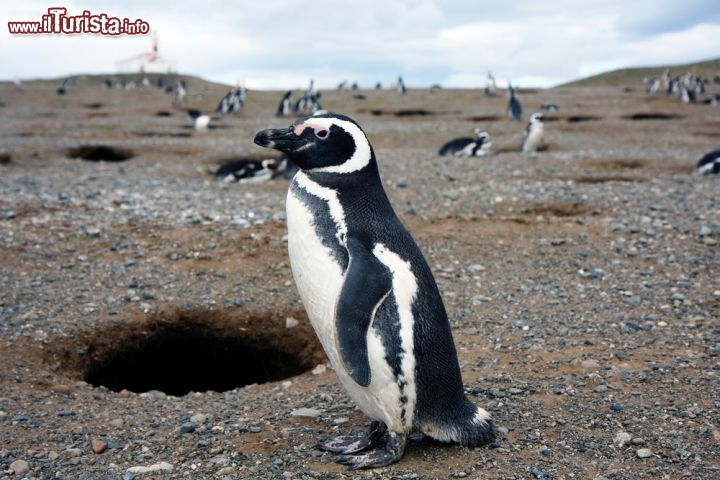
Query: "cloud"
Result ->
[[2, 1, 719, 88]]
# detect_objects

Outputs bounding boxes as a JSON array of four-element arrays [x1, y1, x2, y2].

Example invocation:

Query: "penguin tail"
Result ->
[[419, 399, 496, 447]]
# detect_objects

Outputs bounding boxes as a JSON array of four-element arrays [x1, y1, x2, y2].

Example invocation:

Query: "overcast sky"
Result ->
[[3, 1, 719, 89]]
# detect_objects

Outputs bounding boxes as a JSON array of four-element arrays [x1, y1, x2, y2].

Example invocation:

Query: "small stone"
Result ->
[[631, 437, 646, 446], [610, 403, 625, 412], [58, 409, 76, 417], [109, 418, 124, 428], [285, 317, 299, 328], [311, 364, 327, 375], [64, 448, 83, 457], [581, 359, 599, 369], [179, 423, 196, 434], [190, 413, 207, 424], [699, 226, 713, 237], [126, 462, 174, 474], [636, 448, 652, 458], [332, 417, 349, 425], [48, 451, 59, 460], [233, 298, 244, 307], [92, 438, 108, 454], [249, 426, 262, 433], [614, 432, 632, 446], [670, 292, 685, 302], [10, 459, 30, 475], [594, 385, 608, 393], [290, 408, 322, 418]]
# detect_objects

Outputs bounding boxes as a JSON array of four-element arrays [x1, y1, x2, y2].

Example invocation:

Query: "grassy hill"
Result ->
[[559, 57, 720, 88]]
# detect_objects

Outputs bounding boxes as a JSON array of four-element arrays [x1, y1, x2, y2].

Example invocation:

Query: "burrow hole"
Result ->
[[49, 308, 325, 396], [66, 145, 135, 162]]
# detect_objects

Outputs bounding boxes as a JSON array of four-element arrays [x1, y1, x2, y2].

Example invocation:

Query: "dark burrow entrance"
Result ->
[[48, 308, 325, 396], [66, 145, 135, 162]]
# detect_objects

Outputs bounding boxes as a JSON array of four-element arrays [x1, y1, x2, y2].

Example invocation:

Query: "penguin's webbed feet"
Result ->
[[315, 420, 387, 454], [336, 431, 407, 470]]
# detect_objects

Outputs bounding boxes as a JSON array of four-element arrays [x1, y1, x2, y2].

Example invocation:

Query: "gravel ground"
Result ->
[[0, 75, 719, 479]]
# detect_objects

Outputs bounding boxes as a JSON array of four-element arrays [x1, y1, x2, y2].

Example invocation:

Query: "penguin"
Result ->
[[254, 113, 495, 470], [521, 112, 545, 154], [695, 149, 720, 175], [397, 75, 407, 94], [214, 158, 280, 183], [187, 109, 211, 131], [276, 90, 293, 117], [507, 83, 522, 120], [438, 128, 492, 157]]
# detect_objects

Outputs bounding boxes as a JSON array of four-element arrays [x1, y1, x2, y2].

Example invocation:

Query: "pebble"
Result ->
[[10, 459, 30, 475], [614, 432, 632, 446], [631, 437, 646, 446], [126, 462, 174, 474], [285, 317, 299, 328], [92, 438, 108, 453], [311, 364, 327, 375], [636, 448, 652, 458], [594, 385, 608, 393], [290, 407, 322, 418]]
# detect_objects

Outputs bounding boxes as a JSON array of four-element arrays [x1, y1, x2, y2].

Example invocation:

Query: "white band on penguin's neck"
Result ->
[[301, 118, 372, 174]]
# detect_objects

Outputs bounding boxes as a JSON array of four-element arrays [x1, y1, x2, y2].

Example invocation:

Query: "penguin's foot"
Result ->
[[336, 431, 407, 470], [316, 421, 387, 454]]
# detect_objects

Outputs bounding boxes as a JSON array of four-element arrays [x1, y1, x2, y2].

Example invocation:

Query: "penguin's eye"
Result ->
[[315, 129, 328, 139]]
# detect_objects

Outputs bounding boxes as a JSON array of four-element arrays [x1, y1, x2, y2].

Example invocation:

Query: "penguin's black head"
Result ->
[[254, 113, 373, 173]]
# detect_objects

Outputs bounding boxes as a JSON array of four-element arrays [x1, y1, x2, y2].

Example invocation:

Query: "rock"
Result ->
[[10, 459, 30, 475], [631, 437, 646, 446], [285, 317, 299, 328], [581, 359, 599, 369], [311, 364, 327, 375], [614, 432, 632, 446], [179, 423, 196, 434], [126, 462, 174, 474], [594, 385, 608, 393], [636, 448, 652, 458], [610, 403, 624, 412], [189, 413, 207, 424], [290, 408, 322, 418], [92, 438, 108, 453]]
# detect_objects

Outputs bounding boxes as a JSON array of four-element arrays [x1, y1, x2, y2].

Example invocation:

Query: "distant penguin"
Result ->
[[214, 158, 280, 183], [695, 149, 720, 175], [173, 81, 187, 106], [507, 83, 522, 120], [56, 78, 72, 95], [397, 75, 407, 94], [521, 112, 545, 154], [438, 128, 492, 157], [254, 113, 495, 470], [540, 103, 559, 112], [484, 71, 496, 97], [187, 109, 211, 131], [276, 90, 293, 117]]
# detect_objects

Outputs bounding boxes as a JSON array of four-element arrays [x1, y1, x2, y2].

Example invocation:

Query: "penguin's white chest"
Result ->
[[523, 125, 545, 153]]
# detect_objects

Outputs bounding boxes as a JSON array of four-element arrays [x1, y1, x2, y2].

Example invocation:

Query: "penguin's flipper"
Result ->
[[335, 239, 393, 387]]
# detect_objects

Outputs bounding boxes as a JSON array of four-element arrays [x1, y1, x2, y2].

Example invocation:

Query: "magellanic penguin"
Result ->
[[254, 113, 496, 470], [521, 112, 545, 154], [695, 149, 720, 175], [438, 128, 492, 157]]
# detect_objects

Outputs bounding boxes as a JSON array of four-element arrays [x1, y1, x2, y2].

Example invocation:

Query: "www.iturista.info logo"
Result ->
[[8, 8, 150, 35]]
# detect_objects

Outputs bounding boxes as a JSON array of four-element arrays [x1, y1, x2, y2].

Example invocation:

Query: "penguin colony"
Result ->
[[254, 113, 496, 469]]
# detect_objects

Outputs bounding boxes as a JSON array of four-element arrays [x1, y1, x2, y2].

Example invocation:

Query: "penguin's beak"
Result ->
[[254, 126, 305, 153]]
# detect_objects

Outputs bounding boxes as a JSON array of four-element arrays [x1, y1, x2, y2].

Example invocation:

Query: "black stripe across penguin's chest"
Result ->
[[288, 178, 349, 270]]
